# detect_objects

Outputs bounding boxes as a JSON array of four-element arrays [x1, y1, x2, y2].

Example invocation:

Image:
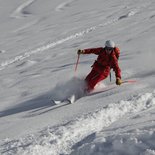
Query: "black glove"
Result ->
[[77, 49, 84, 55]]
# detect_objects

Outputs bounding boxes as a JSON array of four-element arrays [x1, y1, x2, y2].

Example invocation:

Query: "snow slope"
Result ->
[[0, 0, 155, 154]]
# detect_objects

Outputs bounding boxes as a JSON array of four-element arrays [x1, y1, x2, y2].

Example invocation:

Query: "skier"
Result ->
[[77, 40, 122, 93]]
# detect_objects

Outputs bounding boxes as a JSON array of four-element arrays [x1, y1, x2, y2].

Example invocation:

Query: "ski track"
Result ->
[[11, 0, 36, 19], [0, 8, 139, 71], [55, 0, 77, 12], [1, 91, 155, 155], [12, 20, 38, 33]]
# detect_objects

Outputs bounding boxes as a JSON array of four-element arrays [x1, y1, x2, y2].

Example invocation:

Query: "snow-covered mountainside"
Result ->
[[0, 0, 155, 154]]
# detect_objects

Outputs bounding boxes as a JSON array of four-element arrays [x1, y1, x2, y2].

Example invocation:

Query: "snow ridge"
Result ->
[[11, 0, 36, 19], [1, 91, 155, 155], [72, 129, 155, 155], [55, 0, 77, 11]]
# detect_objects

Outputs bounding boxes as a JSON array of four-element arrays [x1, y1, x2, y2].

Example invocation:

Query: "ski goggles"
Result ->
[[105, 47, 114, 53]]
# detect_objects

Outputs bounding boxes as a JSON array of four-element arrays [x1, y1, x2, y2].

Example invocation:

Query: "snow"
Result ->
[[1, 92, 155, 155], [0, 0, 155, 155]]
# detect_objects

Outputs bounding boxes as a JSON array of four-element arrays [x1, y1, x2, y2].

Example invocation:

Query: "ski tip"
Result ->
[[51, 99, 61, 104], [51, 95, 76, 105], [51, 99, 73, 105], [68, 94, 76, 104]]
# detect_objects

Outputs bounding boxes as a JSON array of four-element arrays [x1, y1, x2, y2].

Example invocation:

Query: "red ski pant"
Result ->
[[85, 69, 109, 91]]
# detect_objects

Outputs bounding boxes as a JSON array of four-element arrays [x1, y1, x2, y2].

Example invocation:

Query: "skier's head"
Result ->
[[105, 40, 115, 48], [105, 40, 115, 54]]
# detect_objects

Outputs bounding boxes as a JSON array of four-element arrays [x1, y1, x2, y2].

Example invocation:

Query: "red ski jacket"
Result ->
[[83, 47, 121, 79]]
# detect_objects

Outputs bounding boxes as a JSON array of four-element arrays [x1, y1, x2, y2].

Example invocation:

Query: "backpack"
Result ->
[[113, 47, 120, 60]]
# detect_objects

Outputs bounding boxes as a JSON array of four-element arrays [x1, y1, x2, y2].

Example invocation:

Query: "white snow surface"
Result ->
[[0, 0, 155, 155]]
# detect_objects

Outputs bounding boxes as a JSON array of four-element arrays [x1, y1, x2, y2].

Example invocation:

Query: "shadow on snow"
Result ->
[[0, 78, 85, 118]]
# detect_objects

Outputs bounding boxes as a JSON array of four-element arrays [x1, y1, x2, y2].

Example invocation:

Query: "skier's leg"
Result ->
[[85, 69, 97, 92], [85, 69, 97, 83], [85, 70, 109, 92]]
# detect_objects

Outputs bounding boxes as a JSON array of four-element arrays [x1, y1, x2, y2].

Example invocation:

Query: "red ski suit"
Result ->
[[83, 47, 121, 91]]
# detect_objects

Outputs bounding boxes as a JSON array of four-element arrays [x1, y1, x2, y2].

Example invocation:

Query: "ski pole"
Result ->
[[74, 54, 80, 72], [122, 80, 137, 84], [110, 70, 112, 82]]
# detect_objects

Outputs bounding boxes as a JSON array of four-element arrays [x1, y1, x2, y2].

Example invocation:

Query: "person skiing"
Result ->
[[77, 40, 122, 92]]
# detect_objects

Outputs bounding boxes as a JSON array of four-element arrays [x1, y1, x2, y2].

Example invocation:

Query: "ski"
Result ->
[[89, 79, 137, 95], [52, 94, 76, 105], [51, 79, 137, 105], [52, 99, 71, 105]]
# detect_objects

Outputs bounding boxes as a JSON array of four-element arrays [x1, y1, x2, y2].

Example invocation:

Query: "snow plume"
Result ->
[[51, 77, 86, 101], [1, 91, 155, 155]]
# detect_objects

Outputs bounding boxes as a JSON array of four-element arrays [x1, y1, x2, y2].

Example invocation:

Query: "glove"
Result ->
[[77, 49, 84, 55], [116, 77, 122, 85]]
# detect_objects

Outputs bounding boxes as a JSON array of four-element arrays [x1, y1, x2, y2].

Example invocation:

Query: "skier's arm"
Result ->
[[78, 47, 103, 55], [111, 55, 121, 79]]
